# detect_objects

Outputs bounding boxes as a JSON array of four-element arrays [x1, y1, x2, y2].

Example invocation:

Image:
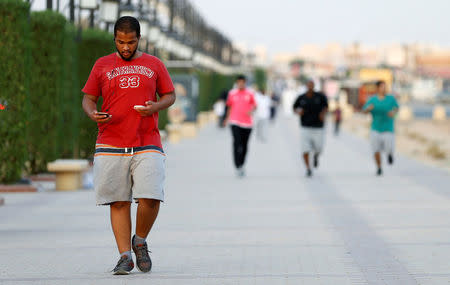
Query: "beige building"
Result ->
[[272, 42, 450, 79]]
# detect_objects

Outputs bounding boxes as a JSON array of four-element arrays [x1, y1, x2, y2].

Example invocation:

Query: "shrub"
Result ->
[[0, 0, 30, 182], [27, 11, 67, 173], [59, 25, 81, 158], [427, 143, 446, 160], [197, 71, 235, 112], [254, 68, 267, 91]]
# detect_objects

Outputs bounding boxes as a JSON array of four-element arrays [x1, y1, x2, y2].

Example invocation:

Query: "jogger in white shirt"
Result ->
[[255, 89, 272, 142]]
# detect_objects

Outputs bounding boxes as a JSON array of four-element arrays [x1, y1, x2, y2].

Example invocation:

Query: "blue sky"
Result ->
[[190, 0, 450, 54]]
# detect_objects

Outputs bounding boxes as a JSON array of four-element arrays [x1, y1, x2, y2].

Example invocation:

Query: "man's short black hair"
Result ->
[[114, 16, 141, 38], [236, 74, 246, 81], [375, 80, 385, 87]]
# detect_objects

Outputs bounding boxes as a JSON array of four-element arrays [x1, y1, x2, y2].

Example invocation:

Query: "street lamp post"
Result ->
[[139, 17, 150, 51], [148, 24, 161, 55], [137, 0, 150, 52], [155, 31, 170, 60], [69, 0, 75, 22], [80, 0, 98, 28], [147, 0, 161, 56], [100, 0, 119, 32]]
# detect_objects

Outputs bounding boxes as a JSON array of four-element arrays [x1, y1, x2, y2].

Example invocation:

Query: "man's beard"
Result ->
[[116, 46, 137, 61]]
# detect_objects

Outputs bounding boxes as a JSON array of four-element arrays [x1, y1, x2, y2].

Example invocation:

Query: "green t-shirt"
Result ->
[[363, 94, 399, 133]]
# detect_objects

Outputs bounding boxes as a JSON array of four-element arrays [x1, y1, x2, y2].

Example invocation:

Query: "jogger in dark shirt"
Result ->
[[293, 80, 328, 177]]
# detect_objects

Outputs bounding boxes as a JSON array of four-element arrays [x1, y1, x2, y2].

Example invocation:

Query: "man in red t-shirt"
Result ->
[[82, 16, 175, 275], [223, 75, 257, 177]]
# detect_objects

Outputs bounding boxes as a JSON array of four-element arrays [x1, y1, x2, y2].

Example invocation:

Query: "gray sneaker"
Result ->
[[236, 167, 245, 178], [132, 235, 152, 272], [113, 255, 134, 275]]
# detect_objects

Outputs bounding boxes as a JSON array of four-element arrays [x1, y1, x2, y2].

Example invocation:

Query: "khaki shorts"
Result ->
[[93, 145, 166, 205], [301, 127, 325, 154], [370, 131, 395, 154]]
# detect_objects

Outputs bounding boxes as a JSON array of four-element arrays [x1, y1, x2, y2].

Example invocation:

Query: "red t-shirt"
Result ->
[[82, 53, 174, 148], [226, 88, 257, 128]]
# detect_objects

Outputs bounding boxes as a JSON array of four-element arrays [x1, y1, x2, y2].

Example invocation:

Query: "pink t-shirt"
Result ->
[[226, 88, 257, 128]]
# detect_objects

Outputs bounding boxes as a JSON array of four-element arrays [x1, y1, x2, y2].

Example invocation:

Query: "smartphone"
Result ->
[[97, 112, 110, 118], [134, 105, 146, 110]]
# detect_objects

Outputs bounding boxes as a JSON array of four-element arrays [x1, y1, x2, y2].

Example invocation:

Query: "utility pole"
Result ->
[[168, 0, 174, 33], [89, 9, 95, 27], [69, 0, 75, 22]]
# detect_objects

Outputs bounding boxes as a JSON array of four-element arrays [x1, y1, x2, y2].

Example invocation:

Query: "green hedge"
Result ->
[[77, 28, 114, 158], [211, 73, 234, 104], [0, 3, 113, 181], [60, 25, 80, 158], [27, 11, 67, 173], [158, 108, 169, 130], [197, 71, 235, 112], [26, 17, 112, 172], [254, 68, 267, 91], [0, 0, 30, 183], [197, 71, 213, 112]]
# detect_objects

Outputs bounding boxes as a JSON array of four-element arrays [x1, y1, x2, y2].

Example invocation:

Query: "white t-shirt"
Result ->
[[255, 92, 271, 119], [213, 100, 225, 116]]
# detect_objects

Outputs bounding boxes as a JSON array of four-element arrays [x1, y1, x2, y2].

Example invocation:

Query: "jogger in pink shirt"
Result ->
[[223, 75, 257, 177]]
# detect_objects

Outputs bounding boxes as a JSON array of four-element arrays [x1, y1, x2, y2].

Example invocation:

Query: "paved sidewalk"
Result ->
[[0, 116, 449, 284]]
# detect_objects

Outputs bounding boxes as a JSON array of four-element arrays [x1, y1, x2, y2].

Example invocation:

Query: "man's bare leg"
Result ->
[[132, 199, 160, 273], [303, 152, 310, 169], [374, 152, 382, 175], [110, 201, 132, 254], [303, 152, 312, 176], [136, 199, 160, 238]]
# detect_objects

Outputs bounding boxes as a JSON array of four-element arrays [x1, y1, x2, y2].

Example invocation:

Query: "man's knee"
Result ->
[[110, 201, 131, 210], [138, 198, 160, 208]]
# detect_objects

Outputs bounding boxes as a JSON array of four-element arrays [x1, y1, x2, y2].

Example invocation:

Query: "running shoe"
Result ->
[[388, 154, 394, 165], [376, 168, 383, 176], [306, 169, 313, 177], [236, 167, 245, 178], [113, 255, 134, 275], [132, 235, 152, 273], [313, 154, 319, 168]]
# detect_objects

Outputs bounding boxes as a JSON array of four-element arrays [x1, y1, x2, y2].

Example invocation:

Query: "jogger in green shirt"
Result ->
[[363, 81, 399, 176]]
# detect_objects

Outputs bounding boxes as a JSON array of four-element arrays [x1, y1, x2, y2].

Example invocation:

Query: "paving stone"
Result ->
[[0, 117, 448, 284]]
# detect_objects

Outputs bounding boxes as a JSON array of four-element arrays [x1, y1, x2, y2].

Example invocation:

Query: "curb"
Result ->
[[27, 174, 56, 182], [0, 185, 38, 193]]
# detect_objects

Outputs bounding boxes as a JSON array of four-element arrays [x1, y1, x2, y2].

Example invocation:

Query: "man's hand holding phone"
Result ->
[[90, 110, 112, 123], [134, 101, 160, 117]]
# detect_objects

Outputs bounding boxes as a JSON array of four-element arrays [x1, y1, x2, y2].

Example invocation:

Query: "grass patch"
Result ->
[[426, 144, 446, 160], [406, 131, 428, 144]]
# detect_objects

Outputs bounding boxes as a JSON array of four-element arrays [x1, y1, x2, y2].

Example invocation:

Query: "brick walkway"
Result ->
[[0, 116, 449, 284]]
